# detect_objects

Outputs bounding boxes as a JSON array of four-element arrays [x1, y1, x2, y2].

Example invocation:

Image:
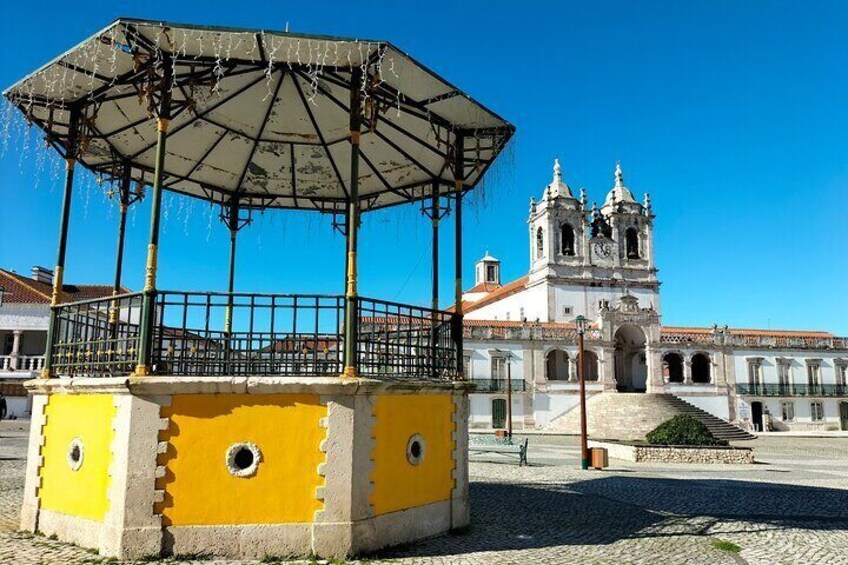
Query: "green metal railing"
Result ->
[[735, 383, 848, 397], [471, 378, 527, 393], [48, 290, 458, 379]]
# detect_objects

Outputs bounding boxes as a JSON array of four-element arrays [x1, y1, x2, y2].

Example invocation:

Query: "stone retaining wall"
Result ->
[[589, 440, 754, 464]]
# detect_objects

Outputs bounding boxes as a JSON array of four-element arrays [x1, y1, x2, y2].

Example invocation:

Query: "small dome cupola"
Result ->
[[475, 251, 501, 286], [602, 162, 641, 213], [546, 158, 574, 200]]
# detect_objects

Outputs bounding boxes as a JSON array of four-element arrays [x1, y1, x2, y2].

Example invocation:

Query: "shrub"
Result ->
[[646, 414, 727, 446]]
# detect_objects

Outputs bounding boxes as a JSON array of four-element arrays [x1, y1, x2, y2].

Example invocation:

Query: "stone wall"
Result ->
[[589, 440, 754, 464]]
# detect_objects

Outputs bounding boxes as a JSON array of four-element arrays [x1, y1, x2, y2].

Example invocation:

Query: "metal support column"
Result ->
[[224, 197, 239, 367], [430, 181, 440, 378], [135, 62, 172, 376], [342, 67, 362, 378], [453, 132, 465, 379], [109, 163, 132, 330], [41, 107, 80, 378]]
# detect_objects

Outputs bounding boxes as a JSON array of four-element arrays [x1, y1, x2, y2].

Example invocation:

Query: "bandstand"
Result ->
[[4, 19, 514, 559]]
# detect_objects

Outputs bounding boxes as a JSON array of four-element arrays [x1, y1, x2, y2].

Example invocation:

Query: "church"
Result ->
[[460, 160, 848, 438]]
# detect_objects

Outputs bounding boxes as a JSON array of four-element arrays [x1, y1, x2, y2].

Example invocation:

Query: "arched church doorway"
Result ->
[[614, 325, 648, 392]]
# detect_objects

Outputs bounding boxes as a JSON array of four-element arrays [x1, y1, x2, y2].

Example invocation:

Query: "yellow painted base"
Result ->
[[39, 394, 116, 522], [156, 393, 326, 525], [370, 394, 456, 515]]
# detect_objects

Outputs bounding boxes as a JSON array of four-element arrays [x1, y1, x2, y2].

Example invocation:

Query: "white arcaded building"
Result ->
[[460, 161, 848, 437]]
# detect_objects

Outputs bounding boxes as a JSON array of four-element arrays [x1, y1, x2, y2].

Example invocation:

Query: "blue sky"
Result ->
[[1, 1, 846, 333]]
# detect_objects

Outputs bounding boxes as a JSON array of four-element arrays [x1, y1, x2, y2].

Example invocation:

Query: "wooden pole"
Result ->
[[40, 107, 80, 378], [342, 67, 362, 378], [135, 61, 172, 376]]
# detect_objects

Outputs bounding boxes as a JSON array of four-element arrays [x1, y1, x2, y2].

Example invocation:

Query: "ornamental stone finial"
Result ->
[[615, 161, 624, 188], [643, 192, 652, 212], [529, 196, 536, 214], [553, 158, 562, 183]]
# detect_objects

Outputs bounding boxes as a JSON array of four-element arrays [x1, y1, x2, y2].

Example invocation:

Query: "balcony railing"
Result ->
[[0, 355, 45, 372], [735, 383, 848, 397], [471, 378, 527, 393], [48, 291, 458, 380]]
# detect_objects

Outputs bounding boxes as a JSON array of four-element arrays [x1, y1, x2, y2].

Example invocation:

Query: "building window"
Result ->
[[598, 299, 610, 311], [536, 227, 544, 259], [491, 356, 507, 381], [519, 307, 525, 321], [560, 223, 575, 256], [463, 355, 472, 379], [486, 264, 497, 283], [506, 311, 511, 321], [777, 360, 791, 388], [811, 401, 824, 422], [837, 363, 847, 387], [806, 360, 821, 390], [781, 401, 795, 421], [625, 227, 640, 259], [747, 358, 763, 387], [563, 306, 573, 316]]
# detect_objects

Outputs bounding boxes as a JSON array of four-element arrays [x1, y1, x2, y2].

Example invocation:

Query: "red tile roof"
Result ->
[[0, 269, 130, 305], [450, 275, 529, 314]]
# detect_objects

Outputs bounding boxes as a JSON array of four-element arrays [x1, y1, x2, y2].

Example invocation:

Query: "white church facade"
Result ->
[[461, 161, 848, 436]]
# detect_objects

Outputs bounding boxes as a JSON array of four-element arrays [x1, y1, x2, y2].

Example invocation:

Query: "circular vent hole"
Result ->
[[233, 446, 254, 470], [406, 434, 426, 466]]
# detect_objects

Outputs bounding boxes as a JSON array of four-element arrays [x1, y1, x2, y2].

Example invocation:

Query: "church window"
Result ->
[[536, 227, 544, 259], [811, 401, 824, 421], [486, 264, 497, 283], [598, 299, 610, 311], [781, 401, 795, 421], [560, 223, 575, 256], [563, 306, 573, 316], [663, 352, 684, 383], [691, 353, 711, 384], [625, 227, 640, 259]]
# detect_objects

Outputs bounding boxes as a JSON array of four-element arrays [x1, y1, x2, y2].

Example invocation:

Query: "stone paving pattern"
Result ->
[[2, 420, 847, 564]]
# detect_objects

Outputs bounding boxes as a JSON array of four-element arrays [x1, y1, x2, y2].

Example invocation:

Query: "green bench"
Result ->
[[468, 435, 529, 466]]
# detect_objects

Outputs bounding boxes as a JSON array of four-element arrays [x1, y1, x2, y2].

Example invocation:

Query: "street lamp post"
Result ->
[[575, 315, 590, 470], [506, 352, 513, 440]]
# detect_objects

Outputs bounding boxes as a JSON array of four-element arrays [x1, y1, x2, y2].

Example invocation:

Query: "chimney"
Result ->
[[31, 266, 54, 285]]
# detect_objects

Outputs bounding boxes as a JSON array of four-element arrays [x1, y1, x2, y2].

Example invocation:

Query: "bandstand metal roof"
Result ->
[[4, 18, 514, 213]]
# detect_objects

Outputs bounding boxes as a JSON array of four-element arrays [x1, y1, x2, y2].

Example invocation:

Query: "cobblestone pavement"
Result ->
[[3, 421, 848, 564]]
